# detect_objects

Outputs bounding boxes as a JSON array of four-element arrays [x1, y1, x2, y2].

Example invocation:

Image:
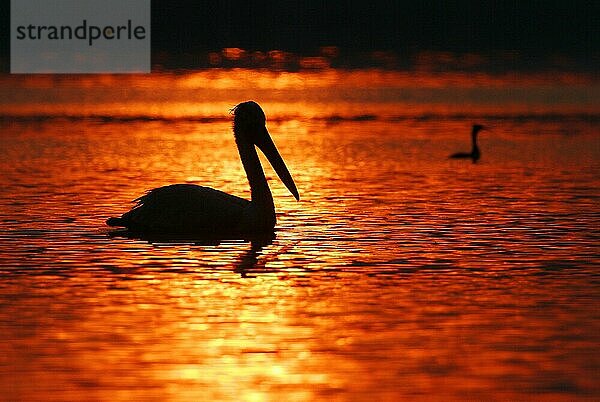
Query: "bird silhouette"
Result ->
[[449, 124, 485, 163], [107, 101, 299, 235]]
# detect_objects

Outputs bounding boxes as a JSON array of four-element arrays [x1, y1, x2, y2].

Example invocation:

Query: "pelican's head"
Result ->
[[232, 101, 299, 201], [232, 101, 266, 136]]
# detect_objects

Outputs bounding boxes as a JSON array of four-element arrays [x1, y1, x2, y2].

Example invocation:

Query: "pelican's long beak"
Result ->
[[256, 127, 300, 201]]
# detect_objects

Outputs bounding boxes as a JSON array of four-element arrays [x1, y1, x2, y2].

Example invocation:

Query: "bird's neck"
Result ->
[[236, 137, 275, 214], [471, 132, 479, 152]]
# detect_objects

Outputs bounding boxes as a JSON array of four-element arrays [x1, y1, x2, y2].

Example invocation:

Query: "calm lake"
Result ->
[[0, 70, 599, 400]]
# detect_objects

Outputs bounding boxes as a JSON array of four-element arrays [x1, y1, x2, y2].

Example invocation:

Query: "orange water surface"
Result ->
[[0, 70, 599, 400]]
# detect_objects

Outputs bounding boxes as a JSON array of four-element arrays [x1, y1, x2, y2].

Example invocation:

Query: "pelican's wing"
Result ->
[[119, 184, 249, 233]]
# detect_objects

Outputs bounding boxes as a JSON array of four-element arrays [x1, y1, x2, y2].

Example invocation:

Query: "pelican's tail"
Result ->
[[106, 217, 126, 227]]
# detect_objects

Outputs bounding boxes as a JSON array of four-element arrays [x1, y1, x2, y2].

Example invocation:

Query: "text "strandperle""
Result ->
[[15, 20, 146, 46]]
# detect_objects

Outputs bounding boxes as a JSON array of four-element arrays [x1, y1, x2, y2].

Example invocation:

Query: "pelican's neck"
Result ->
[[235, 134, 275, 212]]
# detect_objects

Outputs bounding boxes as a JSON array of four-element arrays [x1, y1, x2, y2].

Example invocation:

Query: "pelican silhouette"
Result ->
[[449, 124, 485, 163], [106, 101, 299, 235]]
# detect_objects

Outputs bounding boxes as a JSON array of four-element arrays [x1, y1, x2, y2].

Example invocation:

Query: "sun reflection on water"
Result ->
[[1, 68, 598, 120], [0, 74, 599, 399]]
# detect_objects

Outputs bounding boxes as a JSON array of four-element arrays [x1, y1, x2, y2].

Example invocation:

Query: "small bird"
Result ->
[[449, 124, 486, 163], [107, 101, 299, 236]]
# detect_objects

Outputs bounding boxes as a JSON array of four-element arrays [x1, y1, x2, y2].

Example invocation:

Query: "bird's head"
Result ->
[[231, 101, 299, 201], [232, 101, 266, 138], [473, 124, 485, 134]]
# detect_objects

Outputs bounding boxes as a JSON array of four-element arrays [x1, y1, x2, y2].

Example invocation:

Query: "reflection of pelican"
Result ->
[[107, 101, 299, 235], [449, 124, 485, 163], [108, 229, 276, 275]]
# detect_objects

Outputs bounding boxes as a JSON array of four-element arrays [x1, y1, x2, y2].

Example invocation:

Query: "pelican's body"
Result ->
[[449, 124, 484, 163], [107, 101, 299, 235]]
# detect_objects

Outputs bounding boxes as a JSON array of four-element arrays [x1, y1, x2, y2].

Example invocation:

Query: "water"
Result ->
[[1, 71, 599, 400]]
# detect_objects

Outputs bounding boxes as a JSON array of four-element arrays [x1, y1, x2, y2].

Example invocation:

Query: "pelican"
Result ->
[[449, 124, 485, 163], [106, 101, 299, 235]]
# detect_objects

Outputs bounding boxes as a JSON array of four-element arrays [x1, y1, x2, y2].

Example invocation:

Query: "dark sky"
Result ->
[[150, 1, 597, 55], [1, 1, 598, 67]]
